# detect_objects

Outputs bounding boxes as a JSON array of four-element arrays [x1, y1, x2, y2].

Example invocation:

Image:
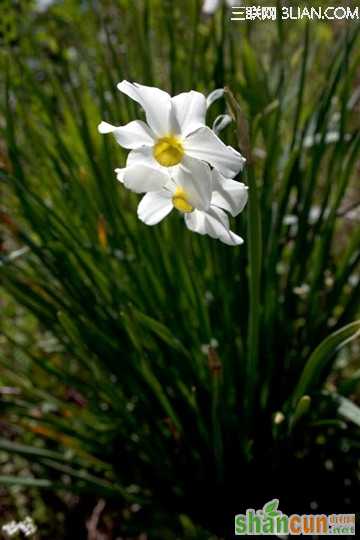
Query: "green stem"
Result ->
[[211, 371, 223, 483], [245, 164, 262, 415], [224, 89, 262, 417]]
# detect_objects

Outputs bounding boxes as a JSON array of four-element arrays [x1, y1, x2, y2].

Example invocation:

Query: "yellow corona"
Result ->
[[153, 135, 184, 167], [172, 187, 193, 213]]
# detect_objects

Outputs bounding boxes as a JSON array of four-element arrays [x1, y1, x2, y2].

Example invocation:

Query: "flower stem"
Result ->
[[245, 164, 262, 417], [225, 88, 262, 419]]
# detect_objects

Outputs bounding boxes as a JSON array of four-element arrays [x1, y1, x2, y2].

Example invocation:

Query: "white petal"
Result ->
[[171, 91, 207, 137], [98, 120, 154, 149], [115, 168, 125, 183], [137, 192, 173, 226], [212, 114, 232, 135], [127, 146, 159, 169], [98, 121, 117, 134], [122, 165, 169, 193], [185, 207, 244, 246], [202, 0, 220, 14], [184, 209, 206, 234], [184, 126, 245, 178], [206, 88, 225, 109], [117, 81, 174, 137], [211, 169, 248, 216], [175, 156, 212, 211], [227, 144, 246, 169]]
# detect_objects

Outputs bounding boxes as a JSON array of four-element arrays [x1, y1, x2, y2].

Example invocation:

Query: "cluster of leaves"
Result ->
[[0, 1, 359, 537]]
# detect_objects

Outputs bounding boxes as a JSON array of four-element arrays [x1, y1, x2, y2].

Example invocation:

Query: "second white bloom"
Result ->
[[116, 157, 248, 246]]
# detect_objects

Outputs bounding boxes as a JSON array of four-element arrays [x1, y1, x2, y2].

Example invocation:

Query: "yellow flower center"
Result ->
[[172, 187, 193, 213], [153, 135, 184, 167]]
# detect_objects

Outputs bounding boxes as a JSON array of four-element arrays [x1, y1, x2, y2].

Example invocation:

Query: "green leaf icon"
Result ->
[[263, 499, 280, 517]]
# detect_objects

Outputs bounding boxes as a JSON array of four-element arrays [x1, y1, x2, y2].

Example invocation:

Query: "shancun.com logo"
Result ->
[[235, 499, 355, 535]]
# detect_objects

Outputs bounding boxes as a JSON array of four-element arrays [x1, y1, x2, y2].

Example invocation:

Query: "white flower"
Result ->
[[98, 81, 245, 186], [115, 157, 248, 246], [202, 0, 239, 15], [98, 81, 248, 245]]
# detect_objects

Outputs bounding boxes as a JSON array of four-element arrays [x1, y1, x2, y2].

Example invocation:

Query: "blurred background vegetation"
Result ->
[[0, 0, 359, 538]]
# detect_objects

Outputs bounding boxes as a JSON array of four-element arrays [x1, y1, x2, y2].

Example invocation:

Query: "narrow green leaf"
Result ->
[[292, 321, 360, 404]]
